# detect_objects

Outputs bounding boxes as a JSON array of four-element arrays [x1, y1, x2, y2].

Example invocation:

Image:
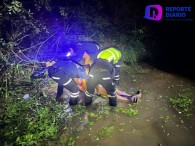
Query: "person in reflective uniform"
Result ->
[[97, 47, 122, 85], [69, 41, 100, 66], [84, 59, 117, 107], [46, 60, 88, 106]]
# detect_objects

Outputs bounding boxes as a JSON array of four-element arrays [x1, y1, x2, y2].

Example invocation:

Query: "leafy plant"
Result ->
[[114, 104, 138, 116], [160, 115, 171, 123], [169, 91, 193, 118], [122, 41, 147, 66], [0, 91, 71, 145], [97, 125, 114, 138]]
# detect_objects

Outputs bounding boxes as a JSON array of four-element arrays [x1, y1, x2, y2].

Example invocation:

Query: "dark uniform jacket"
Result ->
[[48, 60, 87, 85]]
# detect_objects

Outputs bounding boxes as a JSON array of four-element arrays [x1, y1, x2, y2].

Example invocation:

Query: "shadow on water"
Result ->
[[55, 64, 195, 146]]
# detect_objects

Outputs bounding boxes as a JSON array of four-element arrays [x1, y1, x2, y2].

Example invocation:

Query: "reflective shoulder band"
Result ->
[[97, 51, 103, 58], [106, 50, 116, 61], [113, 50, 120, 59]]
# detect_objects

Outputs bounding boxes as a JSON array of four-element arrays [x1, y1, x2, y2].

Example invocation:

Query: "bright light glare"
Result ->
[[66, 52, 71, 57]]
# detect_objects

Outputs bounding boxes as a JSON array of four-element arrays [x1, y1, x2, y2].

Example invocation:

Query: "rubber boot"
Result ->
[[69, 97, 78, 106], [85, 96, 93, 106]]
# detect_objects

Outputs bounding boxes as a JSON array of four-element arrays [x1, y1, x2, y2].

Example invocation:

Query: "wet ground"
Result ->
[[47, 64, 195, 146]]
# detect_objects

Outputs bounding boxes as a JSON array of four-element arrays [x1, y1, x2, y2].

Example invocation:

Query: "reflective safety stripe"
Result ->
[[115, 65, 121, 67], [115, 51, 120, 58], [102, 77, 111, 80], [70, 91, 80, 98], [52, 76, 60, 80], [96, 44, 100, 50], [112, 48, 120, 58], [115, 75, 119, 77], [63, 78, 72, 86], [97, 51, 103, 59], [97, 48, 121, 64], [97, 50, 114, 62], [89, 74, 94, 78], [114, 78, 120, 80], [71, 91, 80, 95], [70, 94, 79, 98], [109, 48, 121, 64], [106, 49, 116, 62], [108, 93, 116, 98], [85, 91, 93, 97]]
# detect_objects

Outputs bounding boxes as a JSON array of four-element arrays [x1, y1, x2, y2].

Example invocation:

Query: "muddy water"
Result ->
[[66, 65, 195, 146]]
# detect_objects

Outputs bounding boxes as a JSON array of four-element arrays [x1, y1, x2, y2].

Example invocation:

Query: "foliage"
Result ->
[[0, 0, 149, 66], [0, 88, 71, 145], [122, 40, 147, 66], [66, 136, 75, 146], [0, 0, 50, 63], [97, 125, 114, 138], [160, 115, 171, 123], [114, 105, 138, 116], [169, 91, 193, 118], [0, 88, 69, 145]]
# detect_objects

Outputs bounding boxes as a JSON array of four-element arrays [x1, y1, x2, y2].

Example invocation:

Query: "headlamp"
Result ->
[[66, 52, 71, 57]]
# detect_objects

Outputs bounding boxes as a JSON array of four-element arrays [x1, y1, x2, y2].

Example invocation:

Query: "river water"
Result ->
[[73, 65, 194, 146], [48, 64, 195, 146]]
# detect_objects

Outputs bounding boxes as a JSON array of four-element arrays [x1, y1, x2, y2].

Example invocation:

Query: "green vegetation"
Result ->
[[0, 0, 153, 145], [0, 91, 139, 145], [169, 90, 193, 118], [114, 104, 139, 116], [98, 125, 114, 138], [160, 115, 171, 123], [0, 90, 70, 145]]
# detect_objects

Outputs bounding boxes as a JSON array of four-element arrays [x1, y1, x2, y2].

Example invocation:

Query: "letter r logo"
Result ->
[[144, 4, 162, 21]]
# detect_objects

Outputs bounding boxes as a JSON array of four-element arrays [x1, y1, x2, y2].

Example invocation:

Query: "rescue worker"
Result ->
[[46, 60, 88, 106], [84, 59, 117, 107], [97, 47, 122, 85], [68, 41, 100, 67], [67, 41, 100, 91], [93, 47, 141, 102]]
